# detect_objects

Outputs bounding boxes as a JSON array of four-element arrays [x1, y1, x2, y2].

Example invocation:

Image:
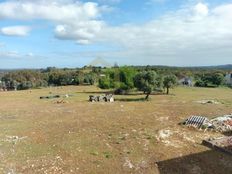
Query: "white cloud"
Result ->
[[0, 0, 104, 42], [0, 51, 20, 58], [0, 1, 232, 65], [194, 2, 208, 16], [89, 2, 232, 65], [0, 42, 5, 47], [0, 1, 100, 20], [191, 2, 209, 21], [147, 0, 166, 4], [26, 52, 34, 57], [54, 20, 104, 43], [0, 26, 31, 36], [97, 0, 122, 4], [0, 50, 36, 59]]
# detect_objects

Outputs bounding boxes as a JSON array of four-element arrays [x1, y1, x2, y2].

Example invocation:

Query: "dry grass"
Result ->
[[0, 86, 232, 174]]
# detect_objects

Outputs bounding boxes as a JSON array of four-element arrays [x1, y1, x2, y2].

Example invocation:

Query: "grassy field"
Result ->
[[0, 86, 232, 174]]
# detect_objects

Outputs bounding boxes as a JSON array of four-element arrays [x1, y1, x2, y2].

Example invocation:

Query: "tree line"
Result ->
[[0, 66, 229, 98], [98, 67, 178, 99], [0, 67, 97, 90]]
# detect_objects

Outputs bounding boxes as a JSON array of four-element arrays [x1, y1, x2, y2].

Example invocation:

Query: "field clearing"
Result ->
[[0, 86, 232, 174]]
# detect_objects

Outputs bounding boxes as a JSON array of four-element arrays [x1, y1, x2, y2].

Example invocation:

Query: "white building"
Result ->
[[225, 73, 232, 86], [178, 77, 193, 86]]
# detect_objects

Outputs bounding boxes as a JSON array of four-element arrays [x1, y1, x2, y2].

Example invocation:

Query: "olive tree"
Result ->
[[163, 75, 177, 94], [134, 71, 162, 100]]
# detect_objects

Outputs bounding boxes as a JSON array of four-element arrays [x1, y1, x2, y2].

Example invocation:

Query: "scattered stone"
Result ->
[[203, 136, 232, 155], [135, 160, 149, 170], [89, 94, 114, 102], [54, 100, 67, 104], [156, 130, 173, 140], [157, 116, 169, 122], [6, 168, 16, 174], [210, 115, 232, 132], [196, 100, 220, 105], [4, 135, 28, 144], [123, 157, 134, 169]]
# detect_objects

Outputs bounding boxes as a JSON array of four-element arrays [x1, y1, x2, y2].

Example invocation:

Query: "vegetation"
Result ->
[[0, 66, 230, 93], [163, 75, 178, 94], [195, 72, 225, 87], [98, 67, 136, 94], [134, 71, 162, 99], [0, 68, 97, 90]]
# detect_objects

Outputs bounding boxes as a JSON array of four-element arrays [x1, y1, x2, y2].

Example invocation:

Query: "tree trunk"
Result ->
[[145, 93, 150, 100], [166, 87, 169, 95]]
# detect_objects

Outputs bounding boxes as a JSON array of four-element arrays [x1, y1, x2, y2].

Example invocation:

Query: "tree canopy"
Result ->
[[134, 71, 162, 100], [0, 65, 229, 93], [163, 75, 178, 94]]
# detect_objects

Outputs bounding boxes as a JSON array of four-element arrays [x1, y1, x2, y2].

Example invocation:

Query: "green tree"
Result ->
[[98, 77, 111, 89], [73, 71, 84, 85], [195, 79, 206, 87], [134, 71, 162, 100], [98, 67, 136, 92], [118, 67, 136, 90], [84, 73, 97, 85], [163, 75, 177, 94], [194, 72, 225, 87], [211, 73, 225, 86], [18, 81, 33, 90]]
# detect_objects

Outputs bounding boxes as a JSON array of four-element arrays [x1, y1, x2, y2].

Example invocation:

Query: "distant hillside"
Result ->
[[205, 64, 232, 70], [0, 64, 231, 72], [132, 64, 232, 71]]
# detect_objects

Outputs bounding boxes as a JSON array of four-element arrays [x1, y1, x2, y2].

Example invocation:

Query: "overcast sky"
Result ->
[[0, 0, 232, 68]]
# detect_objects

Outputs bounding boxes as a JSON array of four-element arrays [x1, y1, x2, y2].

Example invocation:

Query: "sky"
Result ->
[[0, 0, 232, 68]]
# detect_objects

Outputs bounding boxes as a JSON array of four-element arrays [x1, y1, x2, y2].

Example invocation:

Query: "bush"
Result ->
[[98, 77, 111, 89], [98, 66, 136, 91], [114, 88, 128, 95], [195, 80, 206, 87], [84, 73, 96, 85], [18, 81, 33, 90], [194, 72, 225, 87]]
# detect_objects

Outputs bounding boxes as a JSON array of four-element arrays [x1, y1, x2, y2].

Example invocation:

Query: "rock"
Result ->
[[89, 94, 114, 102]]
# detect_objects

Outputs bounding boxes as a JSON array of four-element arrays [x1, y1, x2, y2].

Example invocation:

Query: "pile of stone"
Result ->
[[182, 114, 232, 132], [89, 94, 114, 102], [210, 115, 232, 132]]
